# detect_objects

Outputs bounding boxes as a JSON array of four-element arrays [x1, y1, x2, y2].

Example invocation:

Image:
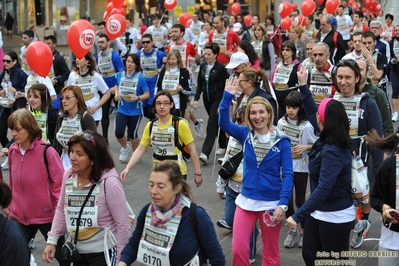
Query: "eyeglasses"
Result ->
[[236, 117, 245, 124], [60, 95, 75, 101], [142, 41, 151, 44], [155, 101, 171, 106], [2, 59, 12, 63], [76, 132, 96, 147]]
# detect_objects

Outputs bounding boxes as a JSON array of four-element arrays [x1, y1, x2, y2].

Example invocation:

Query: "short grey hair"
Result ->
[[370, 20, 382, 28], [314, 42, 330, 55]]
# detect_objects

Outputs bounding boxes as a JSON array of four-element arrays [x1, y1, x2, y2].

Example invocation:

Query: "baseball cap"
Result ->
[[233, 22, 242, 32], [225, 52, 249, 69]]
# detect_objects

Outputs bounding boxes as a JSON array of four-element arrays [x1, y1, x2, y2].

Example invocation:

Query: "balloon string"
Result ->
[[270, 23, 280, 39], [160, 10, 167, 24]]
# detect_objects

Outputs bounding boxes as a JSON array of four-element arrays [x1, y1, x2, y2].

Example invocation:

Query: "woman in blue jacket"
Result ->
[[286, 98, 355, 265], [219, 73, 293, 266]]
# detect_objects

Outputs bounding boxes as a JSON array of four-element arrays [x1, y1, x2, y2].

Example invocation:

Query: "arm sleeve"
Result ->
[[81, 112, 98, 133], [48, 148, 64, 207], [292, 146, 347, 223], [156, 67, 165, 93], [119, 205, 148, 265], [180, 68, 191, 92], [195, 65, 203, 101], [103, 176, 130, 258], [196, 207, 226, 266], [268, 43, 275, 70], [371, 157, 394, 213], [278, 139, 294, 206], [55, 54, 71, 84], [140, 121, 153, 147], [298, 84, 320, 134]]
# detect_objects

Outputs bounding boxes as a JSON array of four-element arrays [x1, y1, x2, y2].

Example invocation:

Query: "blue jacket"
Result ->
[[292, 140, 353, 223], [299, 84, 383, 184], [219, 91, 293, 204], [120, 202, 226, 266]]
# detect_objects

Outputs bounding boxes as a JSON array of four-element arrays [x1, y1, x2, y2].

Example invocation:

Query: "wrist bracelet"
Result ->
[[194, 172, 202, 176]]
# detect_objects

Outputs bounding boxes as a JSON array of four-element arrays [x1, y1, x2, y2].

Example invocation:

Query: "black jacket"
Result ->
[[157, 67, 191, 111], [0, 65, 28, 110], [0, 215, 30, 265], [52, 49, 70, 94], [315, 29, 346, 65], [195, 61, 229, 102]]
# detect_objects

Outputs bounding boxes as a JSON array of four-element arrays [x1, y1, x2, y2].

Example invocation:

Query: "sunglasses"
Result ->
[[2, 59, 12, 64], [60, 95, 75, 101], [142, 41, 151, 44], [76, 132, 96, 147]]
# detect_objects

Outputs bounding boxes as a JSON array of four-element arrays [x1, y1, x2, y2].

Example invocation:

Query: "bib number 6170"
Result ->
[[143, 253, 161, 266]]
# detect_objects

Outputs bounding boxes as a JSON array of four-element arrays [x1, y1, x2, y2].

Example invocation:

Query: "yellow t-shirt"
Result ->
[[140, 116, 194, 175]]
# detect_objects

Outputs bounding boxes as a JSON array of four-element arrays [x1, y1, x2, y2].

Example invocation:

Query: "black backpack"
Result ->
[[149, 116, 191, 161]]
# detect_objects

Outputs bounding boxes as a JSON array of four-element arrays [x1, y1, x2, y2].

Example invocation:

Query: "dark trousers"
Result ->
[[286, 172, 309, 229], [14, 220, 70, 266], [74, 247, 116, 266], [100, 92, 116, 140], [302, 216, 354, 266], [0, 108, 10, 147], [201, 98, 226, 157]]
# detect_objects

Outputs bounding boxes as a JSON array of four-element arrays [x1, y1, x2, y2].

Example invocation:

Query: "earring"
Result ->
[[91, 162, 93, 165]]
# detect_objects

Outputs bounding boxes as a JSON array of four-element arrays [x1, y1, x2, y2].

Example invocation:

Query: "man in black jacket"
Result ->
[[44, 35, 70, 110], [315, 17, 346, 65]]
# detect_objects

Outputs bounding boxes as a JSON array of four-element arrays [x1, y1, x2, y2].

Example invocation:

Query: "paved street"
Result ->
[[0, 34, 391, 265]]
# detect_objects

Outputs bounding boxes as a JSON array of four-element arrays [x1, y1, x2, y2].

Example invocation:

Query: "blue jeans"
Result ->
[[224, 186, 259, 260]]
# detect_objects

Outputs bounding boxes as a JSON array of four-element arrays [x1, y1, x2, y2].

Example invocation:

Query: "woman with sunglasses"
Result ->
[[53, 85, 97, 170], [4, 108, 68, 266], [0, 51, 27, 153], [67, 52, 110, 125], [156, 50, 191, 117], [43, 131, 131, 265], [219, 79, 293, 265], [119, 160, 225, 266], [270, 40, 301, 120], [296, 59, 384, 250], [114, 54, 149, 163], [251, 23, 275, 76], [216, 105, 260, 264], [120, 91, 203, 187]]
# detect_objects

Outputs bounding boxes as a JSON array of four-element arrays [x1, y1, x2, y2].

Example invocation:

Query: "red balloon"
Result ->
[[109, 7, 125, 16], [164, 0, 177, 10], [67, 20, 96, 59], [325, 0, 339, 14], [231, 3, 241, 15], [244, 15, 252, 27], [26, 41, 53, 78], [281, 16, 292, 30], [112, 0, 125, 8], [375, 3, 382, 11], [364, 0, 371, 8], [179, 12, 191, 28], [106, 2, 114, 15], [301, 0, 316, 17], [106, 14, 126, 40], [352, 4, 359, 11], [294, 15, 306, 27], [361, 7, 368, 13], [291, 3, 298, 10], [348, 0, 355, 6], [316, 0, 324, 5], [279, 2, 292, 19]]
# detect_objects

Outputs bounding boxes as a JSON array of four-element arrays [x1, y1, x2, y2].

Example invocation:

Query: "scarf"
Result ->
[[150, 193, 182, 226]]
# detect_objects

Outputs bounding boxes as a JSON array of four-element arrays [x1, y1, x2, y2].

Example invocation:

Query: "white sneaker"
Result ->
[[199, 153, 208, 164], [119, 145, 131, 163], [1, 157, 8, 170], [195, 119, 203, 137], [216, 148, 226, 155], [392, 112, 398, 122]]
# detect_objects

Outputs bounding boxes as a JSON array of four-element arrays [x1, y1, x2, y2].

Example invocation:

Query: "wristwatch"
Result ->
[[278, 205, 288, 212]]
